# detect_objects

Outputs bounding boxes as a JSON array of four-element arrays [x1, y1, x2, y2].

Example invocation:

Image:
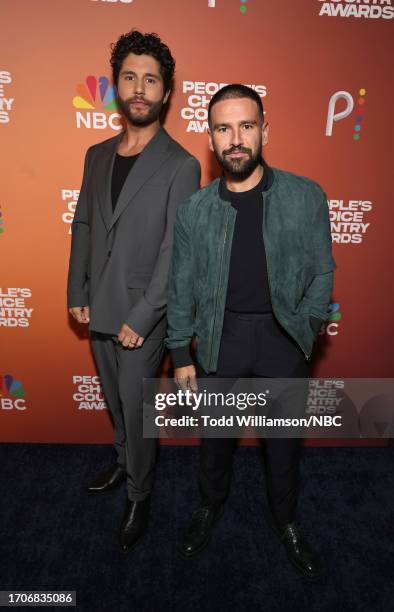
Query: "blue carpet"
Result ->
[[0, 442, 393, 611]]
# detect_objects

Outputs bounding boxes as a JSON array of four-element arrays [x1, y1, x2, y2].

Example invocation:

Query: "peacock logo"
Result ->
[[319, 302, 342, 336], [328, 303, 342, 322], [73, 76, 118, 111], [0, 374, 26, 398], [73, 76, 122, 131], [0, 374, 27, 410]]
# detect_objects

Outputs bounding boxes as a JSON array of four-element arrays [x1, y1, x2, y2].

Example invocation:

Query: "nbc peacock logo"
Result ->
[[0, 374, 28, 410], [73, 75, 122, 131], [319, 302, 342, 336], [328, 303, 342, 322]]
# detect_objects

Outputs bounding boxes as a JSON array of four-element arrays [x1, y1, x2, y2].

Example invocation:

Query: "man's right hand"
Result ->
[[69, 306, 90, 324], [174, 365, 198, 392]]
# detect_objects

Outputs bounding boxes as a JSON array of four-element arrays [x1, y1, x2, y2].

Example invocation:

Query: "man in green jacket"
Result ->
[[166, 84, 336, 580]]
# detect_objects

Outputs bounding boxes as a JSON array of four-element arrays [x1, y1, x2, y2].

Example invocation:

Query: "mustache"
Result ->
[[223, 146, 252, 156], [123, 96, 151, 106]]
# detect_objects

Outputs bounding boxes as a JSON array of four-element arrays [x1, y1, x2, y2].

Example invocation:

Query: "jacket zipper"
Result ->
[[262, 193, 311, 361], [208, 208, 230, 370]]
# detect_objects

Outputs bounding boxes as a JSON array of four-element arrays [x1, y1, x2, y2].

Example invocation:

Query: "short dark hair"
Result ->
[[110, 30, 175, 92], [208, 84, 264, 125]]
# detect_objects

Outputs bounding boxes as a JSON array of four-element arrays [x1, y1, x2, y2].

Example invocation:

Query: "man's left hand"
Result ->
[[118, 323, 145, 349]]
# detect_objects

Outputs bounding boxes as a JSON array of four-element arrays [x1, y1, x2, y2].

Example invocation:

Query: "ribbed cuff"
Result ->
[[170, 346, 193, 369]]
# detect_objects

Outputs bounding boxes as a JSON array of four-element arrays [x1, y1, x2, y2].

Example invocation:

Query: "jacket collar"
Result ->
[[98, 126, 172, 232], [216, 162, 275, 205]]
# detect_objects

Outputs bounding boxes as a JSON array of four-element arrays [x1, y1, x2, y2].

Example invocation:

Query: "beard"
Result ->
[[117, 94, 164, 127], [215, 140, 263, 180]]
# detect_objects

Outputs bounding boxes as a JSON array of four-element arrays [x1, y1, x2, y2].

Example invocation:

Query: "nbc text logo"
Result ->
[[319, 303, 342, 336], [73, 76, 122, 131], [326, 89, 366, 139], [0, 374, 27, 411]]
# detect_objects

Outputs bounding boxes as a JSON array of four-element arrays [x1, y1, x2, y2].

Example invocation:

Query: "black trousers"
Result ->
[[197, 309, 310, 529], [91, 332, 165, 501]]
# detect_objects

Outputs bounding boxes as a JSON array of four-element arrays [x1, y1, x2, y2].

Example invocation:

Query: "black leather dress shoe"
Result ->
[[179, 504, 224, 559], [274, 522, 322, 580], [120, 497, 150, 553], [87, 465, 126, 495]]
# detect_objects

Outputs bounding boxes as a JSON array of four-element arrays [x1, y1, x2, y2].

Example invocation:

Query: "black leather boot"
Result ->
[[179, 504, 224, 559], [119, 497, 150, 553], [274, 522, 322, 580], [87, 465, 126, 495]]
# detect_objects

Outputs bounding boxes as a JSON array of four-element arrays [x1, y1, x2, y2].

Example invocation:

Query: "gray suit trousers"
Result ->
[[91, 331, 165, 501]]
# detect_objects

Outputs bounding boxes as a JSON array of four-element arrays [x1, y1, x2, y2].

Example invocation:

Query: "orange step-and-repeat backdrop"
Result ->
[[1, 0, 393, 443]]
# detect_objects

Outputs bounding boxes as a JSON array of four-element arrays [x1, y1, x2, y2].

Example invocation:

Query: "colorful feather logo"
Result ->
[[73, 76, 118, 111], [0, 374, 26, 398], [328, 303, 342, 322]]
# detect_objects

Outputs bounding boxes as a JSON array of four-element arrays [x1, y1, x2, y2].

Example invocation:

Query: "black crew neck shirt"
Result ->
[[111, 153, 140, 212], [219, 166, 273, 313]]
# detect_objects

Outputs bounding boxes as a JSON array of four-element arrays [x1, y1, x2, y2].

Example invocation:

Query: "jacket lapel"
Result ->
[[97, 132, 123, 232], [107, 127, 172, 232]]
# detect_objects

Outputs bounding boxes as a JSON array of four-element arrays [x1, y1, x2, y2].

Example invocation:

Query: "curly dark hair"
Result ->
[[110, 30, 175, 92]]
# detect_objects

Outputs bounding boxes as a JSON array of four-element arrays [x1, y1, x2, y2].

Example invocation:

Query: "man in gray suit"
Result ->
[[67, 30, 200, 552]]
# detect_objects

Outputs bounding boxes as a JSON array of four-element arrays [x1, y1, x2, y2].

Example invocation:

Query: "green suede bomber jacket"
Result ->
[[165, 167, 336, 373]]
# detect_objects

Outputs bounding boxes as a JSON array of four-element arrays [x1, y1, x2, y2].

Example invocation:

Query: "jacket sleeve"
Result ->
[[298, 186, 336, 323], [124, 156, 201, 337], [165, 197, 196, 367], [67, 147, 92, 308]]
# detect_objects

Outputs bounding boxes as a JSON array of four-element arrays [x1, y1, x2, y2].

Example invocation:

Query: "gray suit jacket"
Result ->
[[67, 127, 201, 338]]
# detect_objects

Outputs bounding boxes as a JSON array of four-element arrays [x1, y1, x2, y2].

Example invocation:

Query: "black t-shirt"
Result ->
[[111, 153, 140, 211], [219, 167, 273, 313]]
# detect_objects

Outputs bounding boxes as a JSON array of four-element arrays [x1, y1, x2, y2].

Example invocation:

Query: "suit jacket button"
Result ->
[[108, 250, 111, 258]]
